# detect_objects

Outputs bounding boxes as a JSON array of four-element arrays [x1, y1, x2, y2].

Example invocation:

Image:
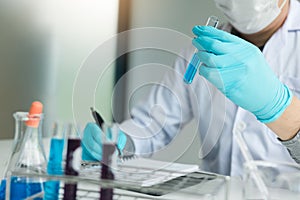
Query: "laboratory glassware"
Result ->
[[243, 161, 300, 200], [234, 122, 300, 199], [5, 101, 47, 200], [63, 124, 81, 200], [99, 122, 118, 200], [183, 16, 219, 84], [233, 123, 269, 199], [100, 143, 116, 200], [43, 122, 65, 200]]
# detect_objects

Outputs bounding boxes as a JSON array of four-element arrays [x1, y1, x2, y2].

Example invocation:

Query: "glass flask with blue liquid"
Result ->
[[4, 101, 47, 200]]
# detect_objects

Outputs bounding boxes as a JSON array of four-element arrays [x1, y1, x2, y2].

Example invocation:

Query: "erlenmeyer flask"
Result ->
[[5, 101, 47, 200]]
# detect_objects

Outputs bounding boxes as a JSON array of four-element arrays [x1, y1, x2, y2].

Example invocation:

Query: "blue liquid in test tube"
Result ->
[[44, 123, 65, 200], [183, 16, 219, 84], [183, 54, 201, 84], [44, 138, 64, 200]]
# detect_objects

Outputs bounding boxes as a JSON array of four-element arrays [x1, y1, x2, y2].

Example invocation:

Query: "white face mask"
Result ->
[[214, 0, 287, 34]]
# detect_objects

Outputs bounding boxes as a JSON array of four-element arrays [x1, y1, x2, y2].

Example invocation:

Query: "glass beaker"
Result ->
[[5, 111, 47, 200], [243, 160, 300, 200]]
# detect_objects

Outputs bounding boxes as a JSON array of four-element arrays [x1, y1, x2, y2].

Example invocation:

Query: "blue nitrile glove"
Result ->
[[192, 26, 293, 123], [81, 123, 127, 161]]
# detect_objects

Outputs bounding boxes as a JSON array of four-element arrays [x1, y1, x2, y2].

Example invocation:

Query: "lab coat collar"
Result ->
[[285, 0, 300, 32]]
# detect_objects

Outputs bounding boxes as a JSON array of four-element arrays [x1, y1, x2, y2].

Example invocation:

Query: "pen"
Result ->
[[90, 107, 104, 128], [90, 107, 108, 144], [90, 107, 126, 160]]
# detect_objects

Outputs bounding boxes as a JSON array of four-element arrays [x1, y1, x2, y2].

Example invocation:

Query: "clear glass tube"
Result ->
[[183, 16, 219, 84], [63, 124, 81, 200], [205, 15, 219, 28], [44, 122, 66, 200]]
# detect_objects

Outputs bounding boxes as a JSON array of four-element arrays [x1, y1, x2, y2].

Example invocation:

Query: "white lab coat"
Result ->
[[120, 0, 300, 176]]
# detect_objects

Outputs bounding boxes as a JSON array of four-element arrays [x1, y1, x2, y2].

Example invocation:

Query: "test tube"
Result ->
[[234, 124, 269, 199], [183, 16, 219, 84], [44, 122, 65, 200], [100, 143, 116, 200], [63, 124, 81, 200]]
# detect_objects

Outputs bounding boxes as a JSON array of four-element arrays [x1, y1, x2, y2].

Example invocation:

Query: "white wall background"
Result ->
[[0, 0, 119, 138], [124, 0, 226, 165]]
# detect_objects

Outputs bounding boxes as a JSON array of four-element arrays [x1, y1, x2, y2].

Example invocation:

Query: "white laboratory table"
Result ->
[[0, 139, 243, 200]]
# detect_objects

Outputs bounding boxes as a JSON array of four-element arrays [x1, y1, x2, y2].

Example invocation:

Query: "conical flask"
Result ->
[[5, 101, 47, 200]]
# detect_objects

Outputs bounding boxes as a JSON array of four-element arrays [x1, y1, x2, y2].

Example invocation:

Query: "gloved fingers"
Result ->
[[81, 142, 102, 161], [81, 123, 103, 158], [195, 51, 225, 67], [105, 127, 113, 141], [193, 26, 239, 43], [196, 51, 244, 69], [117, 130, 127, 150], [83, 123, 102, 146], [195, 51, 217, 67], [199, 63, 246, 93], [198, 65, 226, 93], [81, 139, 102, 157], [192, 38, 205, 52], [193, 36, 233, 55]]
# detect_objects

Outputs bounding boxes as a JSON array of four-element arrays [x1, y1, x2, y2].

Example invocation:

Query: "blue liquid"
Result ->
[[10, 177, 43, 200], [0, 179, 6, 200], [183, 53, 201, 84], [47, 138, 64, 175], [43, 181, 60, 200], [44, 138, 64, 200]]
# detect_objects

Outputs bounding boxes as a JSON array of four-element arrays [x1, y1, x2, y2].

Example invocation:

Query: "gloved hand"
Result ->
[[192, 26, 293, 123], [81, 123, 127, 161]]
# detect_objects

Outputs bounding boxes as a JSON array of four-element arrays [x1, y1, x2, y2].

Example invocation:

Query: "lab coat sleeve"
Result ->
[[280, 133, 300, 164], [120, 49, 196, 157]]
